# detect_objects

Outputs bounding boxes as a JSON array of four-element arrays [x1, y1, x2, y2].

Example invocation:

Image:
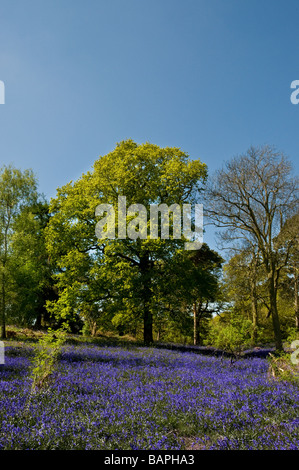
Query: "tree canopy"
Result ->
[[45, 140, 208, 344], [1, 141, 297, 352], [205, 145, 299, 350], [0, 165, 41, 339]]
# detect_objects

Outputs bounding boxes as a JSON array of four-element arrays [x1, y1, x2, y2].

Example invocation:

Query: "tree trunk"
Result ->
[[1, 271, 6, 340], [91, 321, 97, 337], [193, 302, 197, 346], [0, 220, 9, 340], [140, 254, 153, 345], [294, 266, 299, 330], [250, 279, 258, 344], [268, 271, 283, 351], [34, 313, 42, 329], [144, 303, 153, 345], [193, 302, 203, 346], [249, 254, 259, 344]]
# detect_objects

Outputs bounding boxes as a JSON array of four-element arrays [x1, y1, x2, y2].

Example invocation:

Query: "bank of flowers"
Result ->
[[0, 344, 298, 450]]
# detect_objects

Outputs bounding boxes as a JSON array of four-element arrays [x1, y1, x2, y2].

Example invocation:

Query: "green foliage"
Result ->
[[7, 201, 55, 327], [267, 351, 299, 385], [45, 140, 208, 344], [286, 327, 299, 344], [30, 327, 67, 392], [0, 165, 41, 338], [205, 315, 254, 356]]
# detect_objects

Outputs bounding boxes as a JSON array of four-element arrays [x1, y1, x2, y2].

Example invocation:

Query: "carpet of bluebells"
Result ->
[[0, 343, 299, 450]]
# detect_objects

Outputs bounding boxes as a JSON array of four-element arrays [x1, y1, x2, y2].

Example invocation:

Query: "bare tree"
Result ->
[[205, 145, 298, 351]]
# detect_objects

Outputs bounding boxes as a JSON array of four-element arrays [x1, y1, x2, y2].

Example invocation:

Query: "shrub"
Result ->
[[205, 316, 254, 359], [268, 349, 299, 385], [29, 327, 67, 392]]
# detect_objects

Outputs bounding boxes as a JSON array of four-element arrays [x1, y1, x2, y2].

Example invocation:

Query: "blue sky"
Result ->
[[0, 0, 298, 250]]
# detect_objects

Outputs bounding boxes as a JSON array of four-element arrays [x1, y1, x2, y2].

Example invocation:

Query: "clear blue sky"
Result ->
[[0, 0, 298, 250]]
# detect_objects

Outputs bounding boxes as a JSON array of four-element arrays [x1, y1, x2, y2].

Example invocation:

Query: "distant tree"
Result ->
[[188, 245, 224, 345], [150, 243, 223, 345], [223, 247, 265, 344], [205, 145, 298, 350], [161, 243, 224, 345], [8, 200, 57, 328], [206, 314, 254, 359], [0, 165, 39, 339]]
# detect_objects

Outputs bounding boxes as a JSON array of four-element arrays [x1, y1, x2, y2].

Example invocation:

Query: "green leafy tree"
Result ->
[[46, 140, 207, 344], [223, 247, 266, 344], [29, 326, 67, 393], [0, 165, 39, 339], [206, 314, 254, 359], [7, 200, 56, 328], [158, 243, 223, 345]]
